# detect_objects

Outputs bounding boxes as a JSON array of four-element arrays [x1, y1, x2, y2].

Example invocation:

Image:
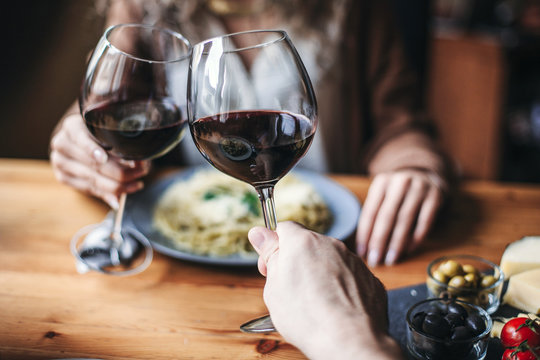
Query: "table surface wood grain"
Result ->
[[1, 158, 540, 359]]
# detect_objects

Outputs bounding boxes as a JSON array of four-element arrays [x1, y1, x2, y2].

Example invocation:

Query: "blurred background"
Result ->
[[2, 0, 540, 182]]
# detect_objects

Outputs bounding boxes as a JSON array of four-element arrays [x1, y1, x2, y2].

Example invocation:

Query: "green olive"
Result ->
[[464, 273, 479, 288], [478, 291, 492, 305], [426, 278, 442, 295], [439, 260, 464, 278], [448, 275, 467, 288], [432, 270, 449, 284], [480, 275, 497, 288], [462, 264, 479, 275]]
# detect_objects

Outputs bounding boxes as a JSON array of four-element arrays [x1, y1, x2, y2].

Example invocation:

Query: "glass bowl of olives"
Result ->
[[406, 298, 492, 360], [426, 255, 504, 314]]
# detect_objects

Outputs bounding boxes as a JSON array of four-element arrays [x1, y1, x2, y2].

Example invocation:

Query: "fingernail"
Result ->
[[357, 243, 367, 258], [142, 160, 152, 172], [367, 249, 380, 267], [118, 159, 137, 168], [93, 148, 108, 164], [248, 229, 266, 252], [105, 195, 119, 210], [125, 160, 137, 168], [125, 181, 144, 193], [385, 249, 398, 266]]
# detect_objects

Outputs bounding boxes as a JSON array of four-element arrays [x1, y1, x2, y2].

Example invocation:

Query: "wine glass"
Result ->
[[71, 23, 191, 276], [188, 30, 318, 332]]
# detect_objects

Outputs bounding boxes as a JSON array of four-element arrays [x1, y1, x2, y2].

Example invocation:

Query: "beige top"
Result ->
[[105, 0, 453, 184]]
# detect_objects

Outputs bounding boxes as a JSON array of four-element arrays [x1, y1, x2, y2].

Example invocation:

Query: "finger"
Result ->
[[51, 149, 112, 203], [383, 179, 428, 265], [98, 159, 151, 183], [52, 128, 150, 182], [275, 221, 309, 250], [51, 150, 143, 203], [51, 150, 144, 195], [52, 129, 107, 171], [61, 114, 109, 166], [62, 173, 121, 209], [53, 115, 152, 181], [356, 175, 389, 257], [90, 158, 151, 183], [248, 226, 279, 276], [409, 186, 443, 253], [366, 175, 411, 267], [50, 126, 89, 162]]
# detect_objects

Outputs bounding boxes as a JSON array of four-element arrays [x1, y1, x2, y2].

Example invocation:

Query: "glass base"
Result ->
[[240, 314, 276, 333], [70, 222, 153, 276]]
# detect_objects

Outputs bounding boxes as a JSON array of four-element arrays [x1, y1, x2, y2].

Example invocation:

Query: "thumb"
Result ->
[[248, 226, 279, 276]]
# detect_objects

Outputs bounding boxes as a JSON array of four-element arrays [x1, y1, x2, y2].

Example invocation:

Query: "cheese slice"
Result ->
[[500, 236, 540, 278], [503, 268, 540, 314]]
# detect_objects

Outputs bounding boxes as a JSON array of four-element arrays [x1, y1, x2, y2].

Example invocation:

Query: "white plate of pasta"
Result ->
[[125, 166, 361, 266]]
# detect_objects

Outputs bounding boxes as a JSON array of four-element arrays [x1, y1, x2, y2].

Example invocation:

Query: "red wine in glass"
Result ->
[[191, 110, 315, 187], [84, 99, 187, 160]]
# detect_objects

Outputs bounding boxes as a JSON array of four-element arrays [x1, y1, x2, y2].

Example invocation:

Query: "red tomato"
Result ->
[[501, 317, 540, 349], [502, 348, 539, 360]]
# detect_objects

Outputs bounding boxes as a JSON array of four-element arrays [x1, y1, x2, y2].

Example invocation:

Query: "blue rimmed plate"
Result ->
[[125, 166, 361, 266]]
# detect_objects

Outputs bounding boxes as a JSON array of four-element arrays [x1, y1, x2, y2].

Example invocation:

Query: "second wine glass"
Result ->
[[71, 23, 191, 276], [188, 30, 318, 332]]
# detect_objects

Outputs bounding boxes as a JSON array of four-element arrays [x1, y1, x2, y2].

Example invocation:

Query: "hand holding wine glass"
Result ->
[[188, 30, 318, 332], [50, 112, 152, 210], [70, 23, 191, 276]]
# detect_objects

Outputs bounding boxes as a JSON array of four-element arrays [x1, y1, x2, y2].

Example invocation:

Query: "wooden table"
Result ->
[[1, 158, 540, 359]]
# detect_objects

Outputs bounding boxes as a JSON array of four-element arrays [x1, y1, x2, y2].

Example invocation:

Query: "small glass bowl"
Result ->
[[406, 298, 492, 360], [426, 254, 504, 314]]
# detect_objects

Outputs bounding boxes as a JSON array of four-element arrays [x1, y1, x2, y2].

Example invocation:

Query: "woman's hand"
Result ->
[[356, 169, 445, 266], [49, 114, 151, 209], [248, 222, 403, 360]]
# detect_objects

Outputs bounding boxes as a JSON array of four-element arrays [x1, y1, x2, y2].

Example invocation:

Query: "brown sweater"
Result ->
[[317, 0, 450, 177]]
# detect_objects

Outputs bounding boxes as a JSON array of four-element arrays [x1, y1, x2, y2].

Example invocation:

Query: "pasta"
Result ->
[[152, 169, 332, 258]]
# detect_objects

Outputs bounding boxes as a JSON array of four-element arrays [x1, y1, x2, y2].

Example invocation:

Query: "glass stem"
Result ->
[[111, 192, 127, 249], [256, 186, 277, 231]]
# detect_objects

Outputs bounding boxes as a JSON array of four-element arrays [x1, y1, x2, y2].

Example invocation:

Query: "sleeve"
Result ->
[[361, 0, 456, 189]]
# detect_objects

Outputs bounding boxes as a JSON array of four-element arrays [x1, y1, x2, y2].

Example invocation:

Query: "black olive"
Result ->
[[465, 314, 486, 335], [412, 311, 426, 331], [444, 313, 465, 329], [451, 326, 472, 341], [418, 337, 446, 359], [422, 313, 451, 338], [447, 341, 474, 358], [427, 303, 448, 315], [447, 302, 468, 318]]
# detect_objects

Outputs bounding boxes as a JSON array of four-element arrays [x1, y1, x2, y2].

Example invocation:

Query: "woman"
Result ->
[[49, 0, 454, 266]]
